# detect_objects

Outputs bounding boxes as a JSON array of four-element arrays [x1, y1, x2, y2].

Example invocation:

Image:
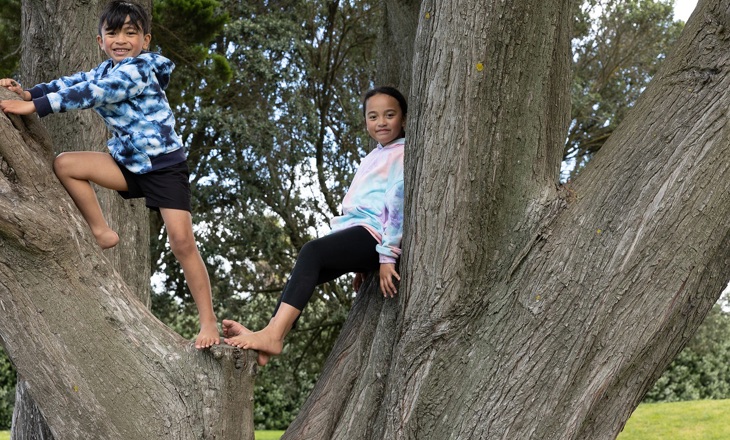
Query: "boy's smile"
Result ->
[[97, 16, 151, 64]]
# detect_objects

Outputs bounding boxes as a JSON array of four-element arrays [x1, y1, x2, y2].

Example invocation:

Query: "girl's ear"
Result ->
[[96, 35, 103, 48], [143, 34, 152, 50]]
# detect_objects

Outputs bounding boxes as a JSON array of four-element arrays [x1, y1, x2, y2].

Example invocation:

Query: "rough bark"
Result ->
[[0, 91, 257, 439], [284, 0, 729, 439]]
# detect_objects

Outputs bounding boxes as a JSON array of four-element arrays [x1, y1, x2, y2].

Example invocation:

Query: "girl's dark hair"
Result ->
[[363, 86, 408, 117], [99, 0, 151, 35]]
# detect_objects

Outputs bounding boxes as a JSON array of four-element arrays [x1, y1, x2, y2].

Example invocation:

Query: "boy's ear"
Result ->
[[143, 34, 151, 50], [96, 35, 103, 48]]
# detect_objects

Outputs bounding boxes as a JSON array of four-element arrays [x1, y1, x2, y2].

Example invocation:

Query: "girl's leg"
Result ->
[[160, 208, 219, 349], [225, 227, 379, 363], [53, 152, 128, 249]]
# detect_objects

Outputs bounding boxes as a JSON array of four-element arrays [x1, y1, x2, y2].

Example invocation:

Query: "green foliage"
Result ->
[[567, 0, 683, 179], [149, 0, 379, 428], [644, 304, 730, 403], [0, 347, 15, 430], [0, 0, 21, 78]]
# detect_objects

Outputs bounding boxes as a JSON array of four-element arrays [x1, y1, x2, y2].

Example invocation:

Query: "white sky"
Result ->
[[674, 0, 698, 21]]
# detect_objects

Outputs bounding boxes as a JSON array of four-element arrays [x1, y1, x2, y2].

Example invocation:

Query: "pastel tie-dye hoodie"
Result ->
[[28, 52, 184, 174], [330, 138, 405, 264]]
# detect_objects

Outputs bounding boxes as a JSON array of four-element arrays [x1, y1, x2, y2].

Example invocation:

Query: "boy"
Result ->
[[0, 0, 219, 349]]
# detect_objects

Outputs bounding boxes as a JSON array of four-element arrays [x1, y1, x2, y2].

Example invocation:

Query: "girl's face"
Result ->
[[97, 16, 151, 64], [365, 93, 406, 146]]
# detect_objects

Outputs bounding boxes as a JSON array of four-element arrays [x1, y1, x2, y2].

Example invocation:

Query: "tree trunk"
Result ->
[[283, 0, 730, 439], [0, 96, 257, 438], [12, 1, 152, 437]]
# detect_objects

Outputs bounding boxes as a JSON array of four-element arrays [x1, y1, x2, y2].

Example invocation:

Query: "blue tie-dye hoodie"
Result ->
[[330, 138, 405, 264], [28, 52, 184, 174]]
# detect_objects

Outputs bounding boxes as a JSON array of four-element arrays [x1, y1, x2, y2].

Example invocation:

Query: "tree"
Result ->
[[282, 0, 730, 438], [567, 0, 683, 179], [1, 1, 729, 440], [0, 86, 257, 438]]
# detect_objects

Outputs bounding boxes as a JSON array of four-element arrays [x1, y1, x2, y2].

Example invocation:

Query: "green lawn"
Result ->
[[617, 399, 730, 440], [3, 400, 730, 439]]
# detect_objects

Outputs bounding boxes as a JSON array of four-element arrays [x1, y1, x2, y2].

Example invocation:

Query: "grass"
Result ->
[[3, 400, 730, 439], [617, 399, 730, 440], [255, 431, 285, 440]]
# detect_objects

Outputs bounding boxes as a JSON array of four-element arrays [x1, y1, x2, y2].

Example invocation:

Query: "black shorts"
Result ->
[[116, 160, 192, 212]]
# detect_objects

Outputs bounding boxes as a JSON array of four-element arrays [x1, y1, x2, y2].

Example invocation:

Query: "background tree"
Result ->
[[149, 0, 380, 427], [0, 0, 20, 79], [567, 0, 682, 179]]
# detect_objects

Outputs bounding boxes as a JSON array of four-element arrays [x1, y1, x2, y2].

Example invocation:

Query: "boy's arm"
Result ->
[[27, 69, 96, 98], [38, 58, 152, 117]]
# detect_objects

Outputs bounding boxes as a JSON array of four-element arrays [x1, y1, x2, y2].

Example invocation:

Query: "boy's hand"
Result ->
[[0, 79, 30, 100], [0, 100, 36, 115], [379, 263, 400, 298]]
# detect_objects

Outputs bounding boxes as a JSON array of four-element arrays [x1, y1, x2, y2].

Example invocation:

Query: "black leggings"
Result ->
[[277, 226, 380, 312]]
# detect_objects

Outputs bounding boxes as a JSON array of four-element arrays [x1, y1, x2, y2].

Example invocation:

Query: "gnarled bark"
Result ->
[[0, 95, 257, 439], [283, 0, 730, 439]]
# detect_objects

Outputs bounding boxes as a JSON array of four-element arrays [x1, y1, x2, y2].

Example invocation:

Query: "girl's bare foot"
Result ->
[[93, 228, 119, 249], [222, 319, 272, 366], [195, 321, 220, 349]]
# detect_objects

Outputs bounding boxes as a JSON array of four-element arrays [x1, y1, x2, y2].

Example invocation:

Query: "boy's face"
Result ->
[[97, 15, 151, 64]]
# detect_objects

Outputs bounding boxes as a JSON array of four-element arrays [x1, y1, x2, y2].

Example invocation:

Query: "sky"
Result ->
[[674, 0, 698, 21]]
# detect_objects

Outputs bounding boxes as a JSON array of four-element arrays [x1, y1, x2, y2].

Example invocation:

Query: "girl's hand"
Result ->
[[379, 263, 400, 298], [0, 100, 36, 115], [0, 79, 30, 100], [353, 272, 364, 291]]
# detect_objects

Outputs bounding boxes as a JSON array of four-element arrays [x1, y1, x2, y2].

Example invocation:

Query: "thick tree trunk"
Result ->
[[0, 99, 258, 439], [12, 1, 152, 437], [284, 0, 729, 439]]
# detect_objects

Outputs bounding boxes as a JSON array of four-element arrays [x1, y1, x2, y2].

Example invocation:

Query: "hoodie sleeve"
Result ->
[[375, 151, 405, 263], [32, 58, 154, 117]]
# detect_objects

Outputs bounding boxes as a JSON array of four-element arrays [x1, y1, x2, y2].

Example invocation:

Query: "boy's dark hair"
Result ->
[[363, 86, 408, 117], [98, 0, 151, 35]]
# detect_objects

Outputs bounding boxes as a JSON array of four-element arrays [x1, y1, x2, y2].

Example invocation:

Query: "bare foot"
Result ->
[[93, 228, 119, 249], [222, 319, 272, 366], [194, 321, 220, 349]]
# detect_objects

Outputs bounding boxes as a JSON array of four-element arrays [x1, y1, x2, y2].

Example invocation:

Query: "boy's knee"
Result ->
[[53, 152, 71, 176], [168, 233, 197, 257]]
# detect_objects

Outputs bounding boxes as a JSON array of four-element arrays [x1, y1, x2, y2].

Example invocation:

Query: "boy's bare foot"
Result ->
[[93, 228, 119, 249], [195, 321, 220, 349], [222, 319, 272, 366]]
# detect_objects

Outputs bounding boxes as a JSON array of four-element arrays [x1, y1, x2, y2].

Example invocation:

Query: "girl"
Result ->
[[223, 86, 407, 365]]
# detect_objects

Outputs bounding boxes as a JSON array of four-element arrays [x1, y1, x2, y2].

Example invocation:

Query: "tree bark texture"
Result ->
[[284, 0, 729, 439], [0, 96, 257, 439]]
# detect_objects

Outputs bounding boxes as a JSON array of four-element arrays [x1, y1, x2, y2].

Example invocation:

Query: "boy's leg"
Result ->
[[159, 207, 219, 349], [53, 152, 127, 249]]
